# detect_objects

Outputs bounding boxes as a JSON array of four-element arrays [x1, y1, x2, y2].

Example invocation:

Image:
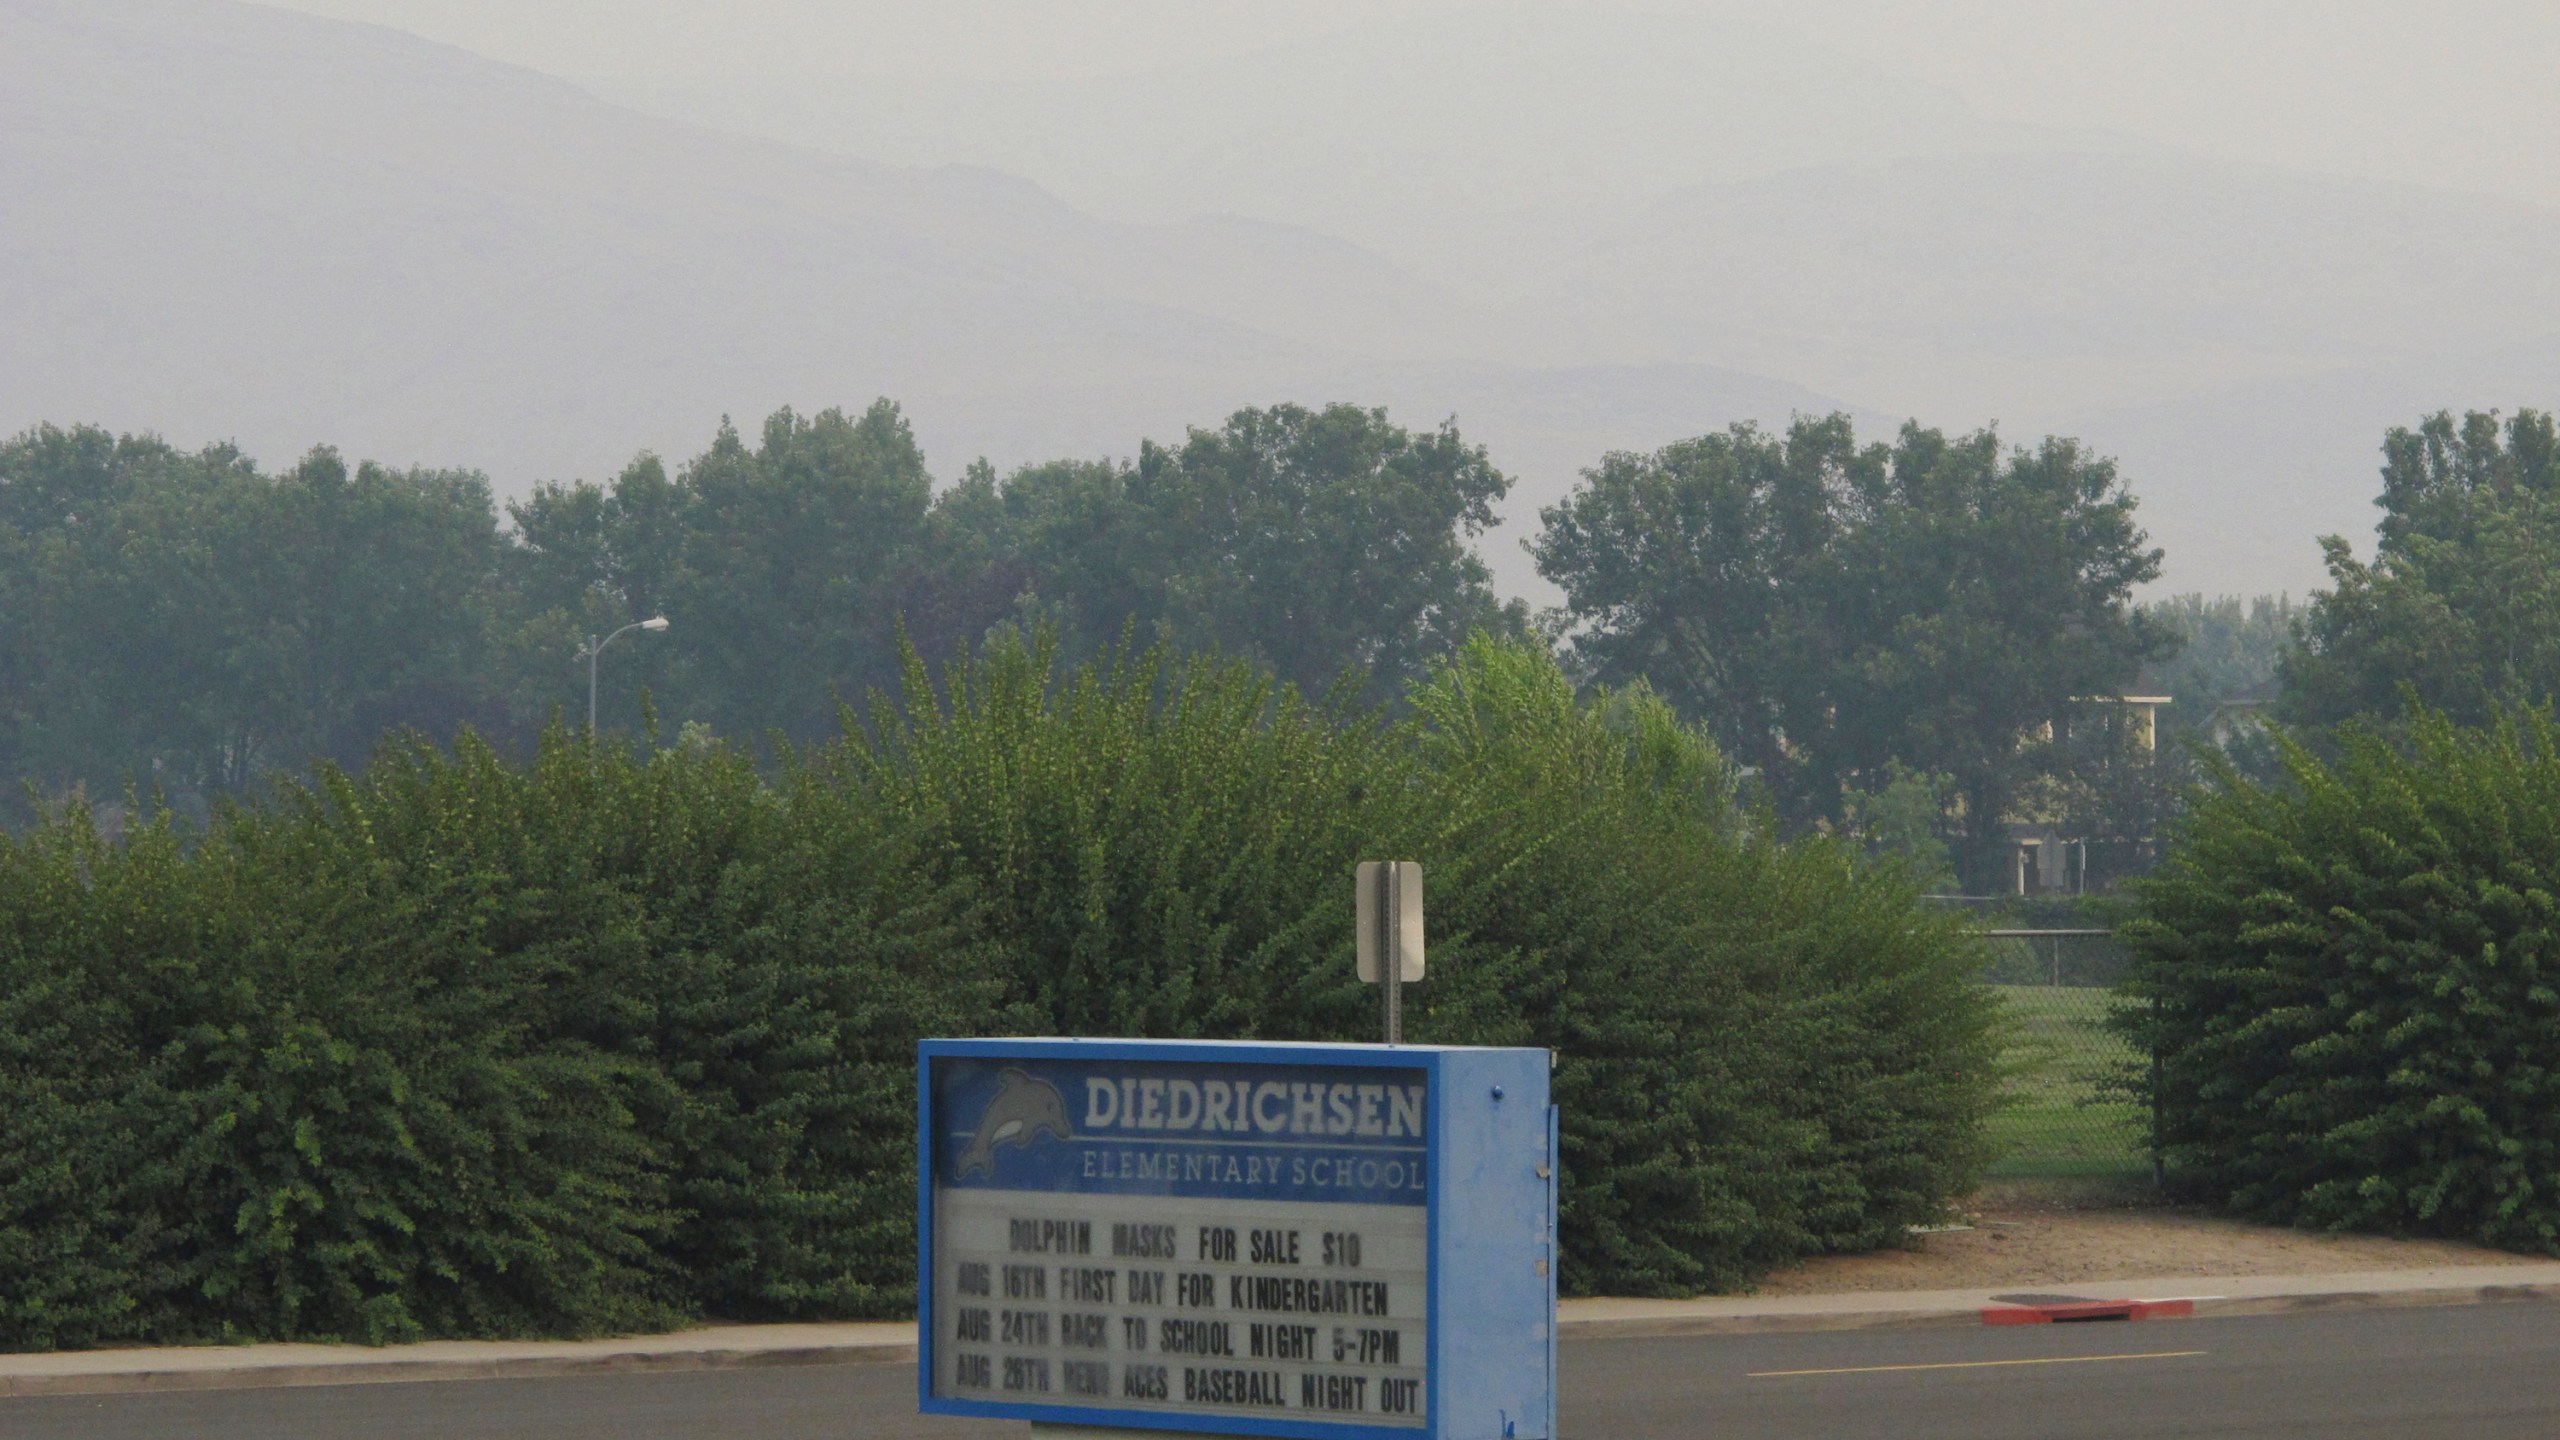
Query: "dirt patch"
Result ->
[[1755, 1187, 2549, 1296]]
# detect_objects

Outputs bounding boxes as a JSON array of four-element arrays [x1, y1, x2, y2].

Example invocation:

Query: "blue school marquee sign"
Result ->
[[918, 1038, 1556, 1440]]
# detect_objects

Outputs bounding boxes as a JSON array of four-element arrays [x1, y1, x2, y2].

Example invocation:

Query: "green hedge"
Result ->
[[1388, 642, 2000, 1289], [0, 728, 997, 1348], [0, 635, 1997, 1347], [2124, 706, 2560, 1250]]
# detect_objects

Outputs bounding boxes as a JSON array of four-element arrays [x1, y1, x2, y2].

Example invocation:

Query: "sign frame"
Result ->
[[916, 1037, 1555, 1440]]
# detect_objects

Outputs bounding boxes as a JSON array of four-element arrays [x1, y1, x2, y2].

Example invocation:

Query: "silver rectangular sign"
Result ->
[[1354, 861, 1424, 983]]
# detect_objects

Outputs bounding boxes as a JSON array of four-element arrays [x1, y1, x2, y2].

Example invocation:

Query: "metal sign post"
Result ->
[[1355, 862, 1423, 1045]]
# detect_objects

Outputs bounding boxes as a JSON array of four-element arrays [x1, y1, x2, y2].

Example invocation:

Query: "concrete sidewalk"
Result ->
[[0, 1322, 917, 1399], [7, 1264, 2558, 1399], [1558, 1261, 2560, 1335]]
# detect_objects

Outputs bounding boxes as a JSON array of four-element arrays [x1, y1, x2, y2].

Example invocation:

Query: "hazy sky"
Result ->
[[17, 0, 2556, 601], [270, 0, 2558, 208]]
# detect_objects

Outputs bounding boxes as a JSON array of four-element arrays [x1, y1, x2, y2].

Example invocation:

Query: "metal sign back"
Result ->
[[1354, 862, 1424, 984]]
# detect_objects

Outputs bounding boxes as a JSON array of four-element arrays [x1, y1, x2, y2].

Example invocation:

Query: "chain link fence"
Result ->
[[1976, 928, 2157, 1186]]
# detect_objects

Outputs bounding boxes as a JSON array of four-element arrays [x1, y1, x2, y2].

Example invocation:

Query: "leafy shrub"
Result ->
[[0, 733, 993, 1347], [1395, 640, 1998, 1292], [841, 633, 2000, 1294], [0, 633, 1998, 1347], [828, 635, 1391, 1044], [2124, 705, 2560, 1249]]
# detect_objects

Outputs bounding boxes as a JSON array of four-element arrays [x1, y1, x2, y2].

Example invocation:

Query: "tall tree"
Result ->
[[0, 426, 506, 798], [935, 404, 1526, 701], [2281, 409, 2560, 732], [5, 397, 1532, 798], [196, 448, 510, 777], [673, 404, 934, 737], [1535, 415, 2167, 888], [509, 402, 936, 739], [1132, 404, 1523, 698], [2145, 595, 2297, 718], [1524, 415, 1846, 781]]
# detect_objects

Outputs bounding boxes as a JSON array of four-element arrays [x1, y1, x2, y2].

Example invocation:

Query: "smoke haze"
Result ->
[[10, 0, 2556, 598]]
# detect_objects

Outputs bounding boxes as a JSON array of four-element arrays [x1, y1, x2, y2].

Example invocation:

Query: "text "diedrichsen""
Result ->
[[1083, 1078, 1425, 1140]]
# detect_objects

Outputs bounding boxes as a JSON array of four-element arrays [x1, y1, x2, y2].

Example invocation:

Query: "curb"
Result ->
[[1553, 1277, 2560, 1342], [1556, 1309, 1988, 1339], [0, 1336, 917, 1400], [6, 1278, 2557, 1400], [1980, 1298, 2196, 1325], [2186, 1279, 2560, 1321]]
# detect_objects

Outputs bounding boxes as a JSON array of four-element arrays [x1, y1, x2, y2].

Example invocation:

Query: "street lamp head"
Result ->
[[641, 616, 670, 631]]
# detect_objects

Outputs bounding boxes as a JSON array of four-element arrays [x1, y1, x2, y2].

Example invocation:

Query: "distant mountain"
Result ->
[[585, 10, 2560, 600], [9, 0, 2550, 605], [1544, 152, 2560, 424], [1528, 152, 2560, 597], [0, 0, 1476, 472], [2067, 332, 2560, 600], [2, 0, 1277, 477], [585, 7, 2127, 276], [2, 0, 1869, 605]]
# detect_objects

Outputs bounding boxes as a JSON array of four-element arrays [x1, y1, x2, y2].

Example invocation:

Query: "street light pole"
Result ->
[[581, 616, 669, 735]]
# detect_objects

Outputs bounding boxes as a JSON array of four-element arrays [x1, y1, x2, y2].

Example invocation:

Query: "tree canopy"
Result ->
[[937, 403, 1523, 700], [0, 426, 507, 799], [510, 402, 938, 740], [1, 401, 1526, 810], [1534, 414, 2167, 888], [2280, 409, 2560, 733], [2146, 594, 2297, 724]]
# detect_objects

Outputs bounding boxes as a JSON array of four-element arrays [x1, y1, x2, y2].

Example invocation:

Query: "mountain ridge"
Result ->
[[11, 0, 2552, 601]]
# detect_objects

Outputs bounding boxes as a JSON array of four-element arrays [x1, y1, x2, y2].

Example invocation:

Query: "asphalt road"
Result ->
[[8, 1304, 2560, 1440]]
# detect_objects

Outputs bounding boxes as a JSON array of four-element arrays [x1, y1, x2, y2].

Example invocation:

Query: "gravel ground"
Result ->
[[1756, 1186, 2550, 1295]]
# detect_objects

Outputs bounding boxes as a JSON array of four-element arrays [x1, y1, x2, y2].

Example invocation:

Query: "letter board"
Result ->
[[919, 1038, 1555, 1440]]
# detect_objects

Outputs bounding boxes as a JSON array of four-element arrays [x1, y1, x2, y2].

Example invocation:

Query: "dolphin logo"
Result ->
[[955, 1068, 1072, 1179]]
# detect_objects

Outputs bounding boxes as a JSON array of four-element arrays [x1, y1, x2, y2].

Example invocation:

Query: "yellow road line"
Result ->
[[1750, 1350, 2205, 1378]]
